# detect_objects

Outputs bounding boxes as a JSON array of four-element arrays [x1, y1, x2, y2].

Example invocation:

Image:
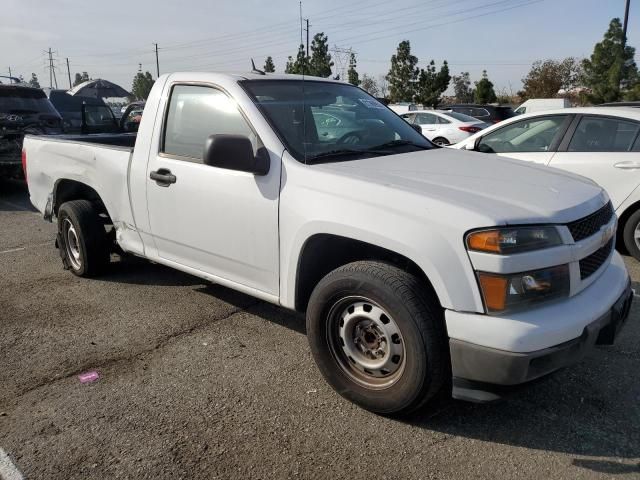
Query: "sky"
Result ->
[[2, 0, 638, 95]]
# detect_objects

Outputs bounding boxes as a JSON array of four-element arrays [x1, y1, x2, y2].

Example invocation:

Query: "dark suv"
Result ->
[[1, 85, 62, 179], [443, 104, 516, 124]]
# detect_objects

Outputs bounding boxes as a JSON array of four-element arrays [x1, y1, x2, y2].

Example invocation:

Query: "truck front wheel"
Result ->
[[57, 200, 110, 277], [306, 261, 448, 415]]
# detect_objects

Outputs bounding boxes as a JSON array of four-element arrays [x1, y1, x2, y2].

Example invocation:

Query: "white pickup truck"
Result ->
[[23, 72, 633, 414]]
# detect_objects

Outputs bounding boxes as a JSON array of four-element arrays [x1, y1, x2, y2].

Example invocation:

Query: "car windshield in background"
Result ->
[[440, 111, 481, 123], [0, 87, 59, 115], [240, 80, 432, 163]]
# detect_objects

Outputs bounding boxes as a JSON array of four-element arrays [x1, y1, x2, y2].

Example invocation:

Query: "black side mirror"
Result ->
[[411, 124, 423, 134], [203, 134, 270, 176]]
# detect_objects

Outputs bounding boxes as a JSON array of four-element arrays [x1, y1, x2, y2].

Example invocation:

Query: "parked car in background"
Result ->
[[0, 84, 62, 179], [597, 101, 640, 109], [47, 89, 118, 134], [443, 104, 516, 124], [453, 107, 640, 260], [401, 110, 489, 145], [120, 101, 145, 133], [514, 98, 570, 115], [388, 102, 420, 114]]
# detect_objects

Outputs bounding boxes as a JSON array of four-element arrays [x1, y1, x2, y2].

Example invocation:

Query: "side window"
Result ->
[[436, 116, 451, 124], [515, 107, 526, 114], [401, 113, 416, 124], [163, 85, 254, 161], [415, 113, 437, 125], [477, 115, 568, 153], [634, 132, 640, 152], [568, 116, 640, 152]]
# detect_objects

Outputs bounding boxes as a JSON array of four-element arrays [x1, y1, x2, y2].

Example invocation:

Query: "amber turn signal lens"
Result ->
[[477, 273, 508, 312], [467, 230, 501, 253]]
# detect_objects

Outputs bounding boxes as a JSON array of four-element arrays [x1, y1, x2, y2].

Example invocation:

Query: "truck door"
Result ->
[[145, 83, 280, 296]]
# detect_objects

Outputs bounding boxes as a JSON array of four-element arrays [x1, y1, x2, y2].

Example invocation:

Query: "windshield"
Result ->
[[0, 88, 59, 116], [240, 80, 433, 163]]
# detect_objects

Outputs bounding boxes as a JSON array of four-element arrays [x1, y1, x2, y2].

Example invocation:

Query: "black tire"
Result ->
[[57, 200, 110, 276], [622, 209, 640, 261], [306, 261, 448, 415], [431, 137, 450, 147]]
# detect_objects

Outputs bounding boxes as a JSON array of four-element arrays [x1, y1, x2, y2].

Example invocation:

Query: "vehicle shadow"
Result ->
[[102, 255, 307, 334], [0, 179, 36, 212], [101, 256, 206, 288]]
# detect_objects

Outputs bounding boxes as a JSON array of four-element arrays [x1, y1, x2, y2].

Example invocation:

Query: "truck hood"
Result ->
[[311, 148, 607, 225]]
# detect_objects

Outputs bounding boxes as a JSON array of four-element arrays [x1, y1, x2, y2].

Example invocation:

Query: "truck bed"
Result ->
[[23, 133, 138, 251], [37, 132, 137, 149]]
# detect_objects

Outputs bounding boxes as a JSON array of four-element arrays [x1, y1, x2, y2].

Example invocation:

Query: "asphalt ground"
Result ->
[[0, 178, 639, 479]]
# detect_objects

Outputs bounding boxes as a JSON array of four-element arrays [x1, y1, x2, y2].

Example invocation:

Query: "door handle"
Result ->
[[150, 168, 177, 186], [614, 161, 640, 170]]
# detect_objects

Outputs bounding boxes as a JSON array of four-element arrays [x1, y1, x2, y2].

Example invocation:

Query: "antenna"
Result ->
[[250, 59, 266, 75]]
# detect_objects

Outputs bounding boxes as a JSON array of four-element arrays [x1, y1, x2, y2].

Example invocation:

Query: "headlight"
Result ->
[[477, 265, 570, 314], [466, 226, 562, 254]]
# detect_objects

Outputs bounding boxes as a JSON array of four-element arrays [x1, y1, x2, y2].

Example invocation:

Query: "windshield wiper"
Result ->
[[306, 148, 389, 164], [367, 139, 431, 151]]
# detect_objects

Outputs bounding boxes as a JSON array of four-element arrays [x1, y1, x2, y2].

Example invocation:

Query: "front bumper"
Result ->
[[447, 252, 633, 402]]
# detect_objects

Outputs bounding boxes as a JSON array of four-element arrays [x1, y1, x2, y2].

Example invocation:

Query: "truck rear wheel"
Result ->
[[306, 261, 448, 415], [57, 200, 110, 277]]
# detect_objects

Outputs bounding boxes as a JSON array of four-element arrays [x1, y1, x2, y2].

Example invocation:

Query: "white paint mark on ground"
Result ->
[[0, 242, 51, 255], [0, 448, 24, 480]]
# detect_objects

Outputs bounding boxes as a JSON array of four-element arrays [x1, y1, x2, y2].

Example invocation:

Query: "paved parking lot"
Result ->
[[0, 179, 639, 479]]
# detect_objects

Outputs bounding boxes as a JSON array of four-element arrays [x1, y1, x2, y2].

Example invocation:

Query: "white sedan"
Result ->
[[401, 110, 489, 146], [453, 107, 640, 259]]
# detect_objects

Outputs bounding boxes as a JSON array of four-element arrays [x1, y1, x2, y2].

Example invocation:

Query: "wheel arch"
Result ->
[[51, 179, 112, 222], [294, 233, 442, 313]]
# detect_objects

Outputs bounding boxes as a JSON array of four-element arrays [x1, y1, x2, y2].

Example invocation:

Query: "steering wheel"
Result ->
[[336, 131, 363, 145]]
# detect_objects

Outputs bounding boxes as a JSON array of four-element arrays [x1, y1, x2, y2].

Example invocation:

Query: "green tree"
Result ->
[[347, 53, 359, 86], [386, 40, 418, 103], [285, 45, 309, 74], [308, 33, 334, 77], [73, 72, 90, 87], [519, 60, 563, 99], [360, 74, 379, 96], [415, 60, 450, 108], [131, 71, 155, 100], [452, 72, 474, 103], [519, 58, 584, 100], [28, 73, 40, 89], [582, 18, 638, 103], [263, 56, 275, 73], [474, 70, 497, 104]]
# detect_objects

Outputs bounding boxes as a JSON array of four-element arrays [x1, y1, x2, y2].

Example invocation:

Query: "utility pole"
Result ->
[[48, 48, 53, 88], [305, 19, 310, 57], [8, 67, 11, 77], [622, 0, 631, 45], [66, 58, 72, 89], [154, 43, 160, 78]]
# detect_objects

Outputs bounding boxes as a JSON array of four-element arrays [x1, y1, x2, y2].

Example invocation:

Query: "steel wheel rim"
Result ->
[[63, 218, 82, 270], [327, 297, 405, 389], [634, 222, 640, 251]]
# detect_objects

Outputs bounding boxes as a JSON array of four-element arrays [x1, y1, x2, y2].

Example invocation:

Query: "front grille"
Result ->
[[567, 202, 614, 242], [579, 238, 613, 280]]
